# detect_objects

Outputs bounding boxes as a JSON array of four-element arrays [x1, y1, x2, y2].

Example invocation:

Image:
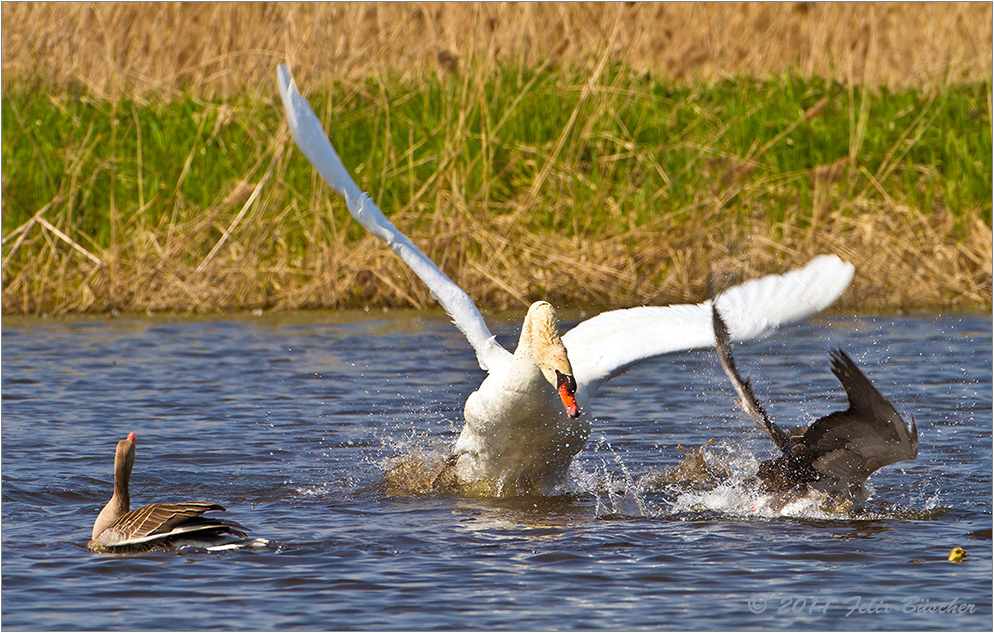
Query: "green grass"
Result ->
[[5, 68, 990, 237], [2, 64, 991, 313]]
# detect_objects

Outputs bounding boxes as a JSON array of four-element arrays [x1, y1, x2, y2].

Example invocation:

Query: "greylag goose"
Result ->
[[88, 433, 264, 553], [278, 63, 856, 497], [712, 305, 918, 511]]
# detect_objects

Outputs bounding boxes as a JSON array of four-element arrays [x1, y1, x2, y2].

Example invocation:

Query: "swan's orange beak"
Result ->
[[556, 371, 580, 419]]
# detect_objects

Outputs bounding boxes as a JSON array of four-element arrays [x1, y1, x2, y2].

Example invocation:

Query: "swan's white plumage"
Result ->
[[277, 65, 507, 373], [277, 63, 855, 496], [563, 254, 855, 403]]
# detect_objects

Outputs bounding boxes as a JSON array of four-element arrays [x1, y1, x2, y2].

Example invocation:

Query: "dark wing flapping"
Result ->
[[801, 350, 917, 481], [100, 502, 246, 548], [712, 305, 794, 455]]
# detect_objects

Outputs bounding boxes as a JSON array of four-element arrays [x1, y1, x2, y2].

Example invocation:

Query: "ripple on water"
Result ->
[[0, 312, 990, 630]]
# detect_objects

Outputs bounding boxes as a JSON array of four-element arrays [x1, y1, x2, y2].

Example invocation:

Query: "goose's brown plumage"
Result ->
[[88, 433, 250, 553], [712, 305, 917, 508]]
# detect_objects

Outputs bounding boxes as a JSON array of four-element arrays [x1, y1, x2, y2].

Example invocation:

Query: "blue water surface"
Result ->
[[1, 310, 991, 630]]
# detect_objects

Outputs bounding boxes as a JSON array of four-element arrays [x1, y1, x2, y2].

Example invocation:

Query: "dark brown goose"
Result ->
[[88, 433, 261, 553], [711, 305, 918, 511]]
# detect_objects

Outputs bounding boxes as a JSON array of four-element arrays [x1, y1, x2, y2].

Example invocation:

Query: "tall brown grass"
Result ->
[[3, 3, 991, 99], [2, 3, 991, 316]]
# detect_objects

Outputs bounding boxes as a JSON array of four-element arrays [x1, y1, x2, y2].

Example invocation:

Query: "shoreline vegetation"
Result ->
[[2, 3, 991, 316]]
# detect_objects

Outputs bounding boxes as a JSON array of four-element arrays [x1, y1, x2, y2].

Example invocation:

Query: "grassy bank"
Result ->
[[2, 65, 991, 315]]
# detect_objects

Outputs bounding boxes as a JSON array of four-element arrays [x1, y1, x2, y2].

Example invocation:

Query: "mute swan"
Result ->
[[89, 433, 265, 553], [712, 305, 917, 511], [277, 63, 855, 496]]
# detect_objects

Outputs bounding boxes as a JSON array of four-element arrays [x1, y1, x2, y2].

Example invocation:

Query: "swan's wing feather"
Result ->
[[563, 255, 854, 397], [277, 64, 509, 372]]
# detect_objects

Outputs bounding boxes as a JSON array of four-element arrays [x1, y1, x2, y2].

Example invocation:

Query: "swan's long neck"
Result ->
[[515, 301, 580, 418], [92, 439, 134, 539], [517, 302, 572, 379]]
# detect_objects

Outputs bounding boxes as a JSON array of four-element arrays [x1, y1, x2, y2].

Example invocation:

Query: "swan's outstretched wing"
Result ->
[[563, 254, 855, 399], [277, 64, 509, 372]]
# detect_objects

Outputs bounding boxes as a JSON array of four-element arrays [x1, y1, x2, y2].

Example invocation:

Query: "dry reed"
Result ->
[[3, 3, 990, 99], [1, 3, 991, 316], [3, 126, 989, 315]]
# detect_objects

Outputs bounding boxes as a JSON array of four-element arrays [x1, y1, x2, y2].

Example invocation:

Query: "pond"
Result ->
[[1, 309, 990, 630]]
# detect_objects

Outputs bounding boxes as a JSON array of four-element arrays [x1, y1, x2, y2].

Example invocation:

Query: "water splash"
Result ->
[[639, 440, 945, 521], [379, 446, 457, 495], [594, 445, 649, 518], [368, 423, 942, 522]]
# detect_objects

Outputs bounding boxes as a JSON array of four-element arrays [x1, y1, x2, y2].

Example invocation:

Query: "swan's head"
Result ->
[[520, 301, 580, 419], [948, 547, 968, 563]]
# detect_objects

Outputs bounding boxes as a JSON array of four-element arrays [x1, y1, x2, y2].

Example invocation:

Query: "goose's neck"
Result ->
[[112, 448, 132, 512], [91, 442, 134, 539]]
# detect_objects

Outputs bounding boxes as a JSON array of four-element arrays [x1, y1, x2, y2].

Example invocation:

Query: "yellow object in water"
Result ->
[[948, 547, 968, 563]]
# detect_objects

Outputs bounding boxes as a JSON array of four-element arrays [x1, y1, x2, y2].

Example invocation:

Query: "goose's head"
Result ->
[[117, 432, 137, 480], [948, 547, 968, 563], [520, 301, 580, 419]]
